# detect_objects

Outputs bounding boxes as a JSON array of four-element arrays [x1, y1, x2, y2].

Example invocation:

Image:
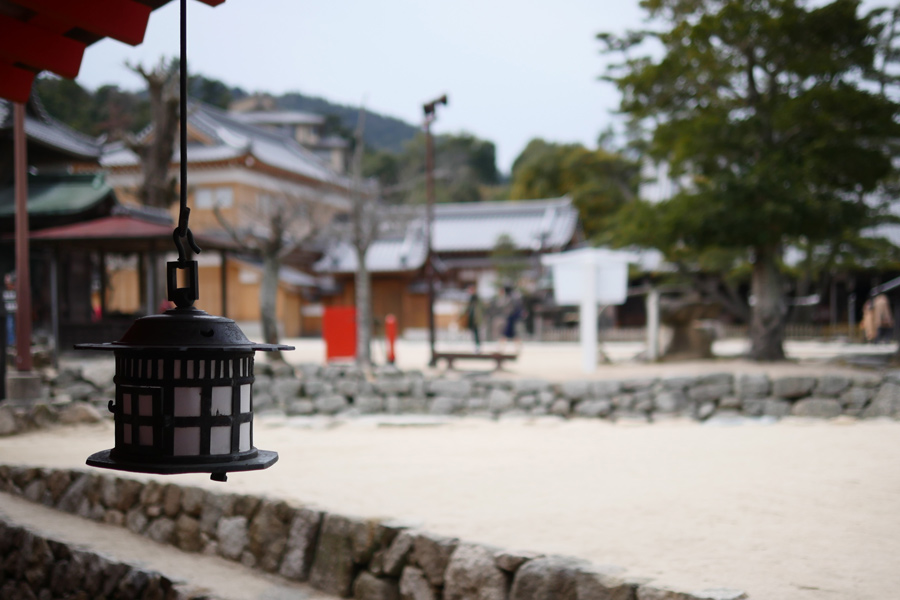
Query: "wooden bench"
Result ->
[[432, 351, 518, 371]]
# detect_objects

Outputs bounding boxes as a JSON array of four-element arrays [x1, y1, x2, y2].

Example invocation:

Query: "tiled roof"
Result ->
[[0, 173, 112, 217], [100, 100, 352, 189], [433, 197, 578, 252], [0, 98, 102, 161], [316, 198, 580, 274], [231, 111, 325, 127], [315, 231, 428, 274]]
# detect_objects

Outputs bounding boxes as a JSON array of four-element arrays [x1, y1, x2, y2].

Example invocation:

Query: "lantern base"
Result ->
[[86, 448, 278, 480]]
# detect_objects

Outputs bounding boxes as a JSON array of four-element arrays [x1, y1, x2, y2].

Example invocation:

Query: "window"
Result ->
[[196, 188, 214, 209], [215, 187, 234, 208], [196, 187, 234, 209]]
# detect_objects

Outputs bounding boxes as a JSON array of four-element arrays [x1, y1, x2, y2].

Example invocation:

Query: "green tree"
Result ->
[[188, 74, 232, 109], [368, 132, 499, 205], [510, 139, 640, 241], [33, 76, 94, 132], [600, 0, 900, 360]]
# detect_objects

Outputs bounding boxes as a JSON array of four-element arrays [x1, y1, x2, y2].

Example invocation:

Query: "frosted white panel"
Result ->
[[139, 426, 153, 445], [123, 398, 132, 415], [173, 427, 201, 455], [187, 360, 195, 379], [239, 422, 250, 451], [211, 387, 232, 416], [174, 387, 202, 416], [138, 395, 153, 416], [240, 385, 251, 413], [210, 426, 231, 454], [173, 359, 181, 379]]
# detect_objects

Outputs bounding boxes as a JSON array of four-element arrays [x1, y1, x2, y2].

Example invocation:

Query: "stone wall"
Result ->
[[9, 365, 898, 439], [0, 466, 746, 600], [0, 514, 210, 600], [260, 365, 900, 423]]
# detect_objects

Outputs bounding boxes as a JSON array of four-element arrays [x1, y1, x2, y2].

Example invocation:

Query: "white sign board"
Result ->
[[541, 248, 634, 373], [542, 248, 631, 306]]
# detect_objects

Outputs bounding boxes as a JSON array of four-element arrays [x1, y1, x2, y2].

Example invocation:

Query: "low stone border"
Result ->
[[0, 514, 210, 600], [0, 465, 746, 600], [261, 366, 900, 422], [7, 365, 898, 441]]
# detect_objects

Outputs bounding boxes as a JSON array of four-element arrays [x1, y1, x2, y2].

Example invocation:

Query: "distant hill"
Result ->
[[34, 74, 421, 156], [274, 92, 420, 154]]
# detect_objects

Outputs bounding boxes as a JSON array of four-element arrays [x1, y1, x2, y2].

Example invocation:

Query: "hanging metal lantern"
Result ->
[[77, 0, 291, 481], [79, 254, 292, 482]]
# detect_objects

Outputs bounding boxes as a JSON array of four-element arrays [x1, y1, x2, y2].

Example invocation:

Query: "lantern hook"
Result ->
[[173, 226, 201, 264]]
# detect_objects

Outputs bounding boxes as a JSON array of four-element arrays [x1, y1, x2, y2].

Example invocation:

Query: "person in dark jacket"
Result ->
[[464, 284, 483, 351]]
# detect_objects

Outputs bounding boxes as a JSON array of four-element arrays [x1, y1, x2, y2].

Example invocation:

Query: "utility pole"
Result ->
[[423, 94, 447, 367]]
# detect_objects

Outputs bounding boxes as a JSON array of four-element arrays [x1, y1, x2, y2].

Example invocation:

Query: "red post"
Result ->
[[385, 314, 397, 364]]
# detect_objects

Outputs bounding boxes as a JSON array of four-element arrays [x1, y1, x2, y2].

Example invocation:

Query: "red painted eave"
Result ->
[[0, 0, 226, 103], [29, 214, 235, 251]]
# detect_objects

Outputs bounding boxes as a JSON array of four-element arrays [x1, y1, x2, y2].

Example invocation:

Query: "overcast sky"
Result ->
[[74, 1, 892, 175], [74, 0, 647, 174]]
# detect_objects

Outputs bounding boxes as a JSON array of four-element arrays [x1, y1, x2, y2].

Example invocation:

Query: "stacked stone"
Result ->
[[0, 516, 209, 600], [4, 367, 900, 441], [270, 365, 900, 423], [0, 465, 746, 600]]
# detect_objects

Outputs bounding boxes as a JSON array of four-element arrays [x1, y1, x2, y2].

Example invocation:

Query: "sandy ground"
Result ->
[[2, 417, 898, 600], [271, 336, 898, 381], [0, 490, 336, 600]]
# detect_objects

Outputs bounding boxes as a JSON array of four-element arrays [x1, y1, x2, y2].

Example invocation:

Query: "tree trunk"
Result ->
[[749, 245, 787, 361], [355, 246, 372, 367], [260, 253, 282, 361], [659, 297, 719, 361]]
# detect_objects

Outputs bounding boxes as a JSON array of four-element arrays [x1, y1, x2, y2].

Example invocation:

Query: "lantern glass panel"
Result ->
[[174, 427, 201, 456], [210, 426, 231, 454], [174, 387, 202, 416], [139, 426, 154, 446], [240, 385, 251, 413], [123, 424, 132, 444], [138, 395, 153, 416], [211, 387, 232, 416], [239, 422, 250, 452]]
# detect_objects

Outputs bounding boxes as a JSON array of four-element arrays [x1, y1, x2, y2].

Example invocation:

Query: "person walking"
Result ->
[[873, 293, 894, 343], [3, 273, 16, 346], [500, 286, 525, 353], [861, 298, 876, 343], [464, 284, 483, 352]]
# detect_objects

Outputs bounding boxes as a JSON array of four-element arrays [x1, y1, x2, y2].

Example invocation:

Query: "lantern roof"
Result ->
[[76, 307, 293, 352]]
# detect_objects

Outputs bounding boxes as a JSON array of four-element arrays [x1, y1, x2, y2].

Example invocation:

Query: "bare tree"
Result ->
[[215, 190, 329, 362], [350, 107, 380, 367], [125, 59, 178, 209]]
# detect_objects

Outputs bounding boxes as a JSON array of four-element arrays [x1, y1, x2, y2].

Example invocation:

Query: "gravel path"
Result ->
[[2, 417, 898, 599]]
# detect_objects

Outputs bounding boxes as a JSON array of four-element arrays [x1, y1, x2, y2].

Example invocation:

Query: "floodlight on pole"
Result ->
[[423, 94, 448, 367]]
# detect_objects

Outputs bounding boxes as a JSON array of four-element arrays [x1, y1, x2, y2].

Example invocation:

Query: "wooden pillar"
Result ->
[[50, 250, 59, 368], [13, 103, 32, 372], [99, 251, 108, 316], [220, 251, 228, 317]]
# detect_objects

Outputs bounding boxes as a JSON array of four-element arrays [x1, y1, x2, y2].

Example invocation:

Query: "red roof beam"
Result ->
[[0, 14, 85, 78], [0, 59, 35, 104], [13, 0, 153, 46]]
